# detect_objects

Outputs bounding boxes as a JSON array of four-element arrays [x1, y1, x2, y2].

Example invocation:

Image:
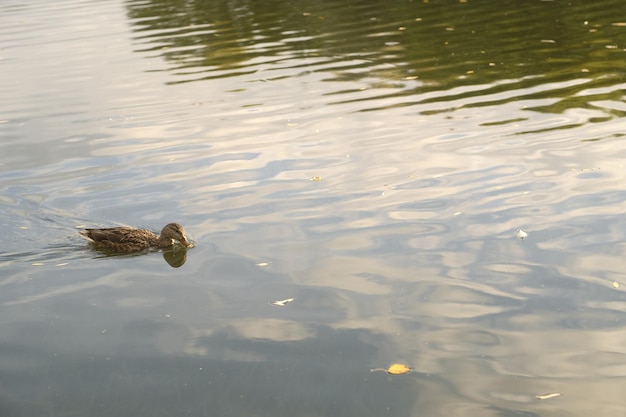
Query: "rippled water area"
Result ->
[[2, 0, 626, 415]]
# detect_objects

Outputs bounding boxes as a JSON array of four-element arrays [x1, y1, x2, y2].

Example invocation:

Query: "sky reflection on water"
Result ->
[[1, 0, 626, 416]]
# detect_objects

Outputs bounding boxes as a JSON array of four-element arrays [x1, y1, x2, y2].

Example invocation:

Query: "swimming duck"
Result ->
[[80, 223, 191, 253]]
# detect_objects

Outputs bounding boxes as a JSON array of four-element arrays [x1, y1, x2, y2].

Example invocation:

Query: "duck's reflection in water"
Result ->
[[162, 246, 189, 268], [86, 244, 192, 268]]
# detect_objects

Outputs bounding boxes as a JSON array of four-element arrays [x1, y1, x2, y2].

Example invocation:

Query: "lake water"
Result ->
[[2, 0, 626, 415]]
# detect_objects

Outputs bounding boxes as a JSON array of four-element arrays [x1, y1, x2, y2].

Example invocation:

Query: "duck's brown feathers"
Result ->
[[80, 223, 191, 253]]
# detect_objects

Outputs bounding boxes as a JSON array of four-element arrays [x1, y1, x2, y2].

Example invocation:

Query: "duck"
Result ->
[[80, 223, 192, 253]]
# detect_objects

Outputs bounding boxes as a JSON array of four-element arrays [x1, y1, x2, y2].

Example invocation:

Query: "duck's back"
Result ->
[[80, 227, 158, 252]]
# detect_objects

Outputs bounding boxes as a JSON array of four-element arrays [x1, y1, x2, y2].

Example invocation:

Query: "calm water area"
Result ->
[[2, 0, 626, 415]]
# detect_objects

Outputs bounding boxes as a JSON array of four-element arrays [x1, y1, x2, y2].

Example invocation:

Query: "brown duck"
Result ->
[[80, 223, 192, 253]]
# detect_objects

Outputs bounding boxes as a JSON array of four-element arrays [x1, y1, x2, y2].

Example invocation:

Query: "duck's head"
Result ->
[[160, 223, 192, 247]]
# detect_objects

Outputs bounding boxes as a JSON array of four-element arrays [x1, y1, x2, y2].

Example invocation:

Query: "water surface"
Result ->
[[2, 0, 626, 416]]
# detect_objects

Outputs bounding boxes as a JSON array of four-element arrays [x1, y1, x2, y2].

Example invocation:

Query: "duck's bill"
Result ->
[[180, 239, 194, 248]]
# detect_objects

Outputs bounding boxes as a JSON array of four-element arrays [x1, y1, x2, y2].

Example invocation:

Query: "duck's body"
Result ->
[[80, 223, 191, 253]]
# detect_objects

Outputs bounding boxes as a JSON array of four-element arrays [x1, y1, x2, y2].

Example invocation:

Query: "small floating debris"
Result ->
[[516, 229, 528, 240], [309, 176, 323, 182], [612, 281, 620, 289], [256, 262, 269, 267], [270, 298, 294, 307], [370, 363, 411, 375], [31, 262, 45, 266], [535, 392, 563, 400]]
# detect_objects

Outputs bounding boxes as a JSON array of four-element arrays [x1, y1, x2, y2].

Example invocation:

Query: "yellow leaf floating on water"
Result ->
[[613, 281, 620, 289], [387, 363, 411, 375], [370, 363, 411, 375], [309, 176, 323, 182]]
